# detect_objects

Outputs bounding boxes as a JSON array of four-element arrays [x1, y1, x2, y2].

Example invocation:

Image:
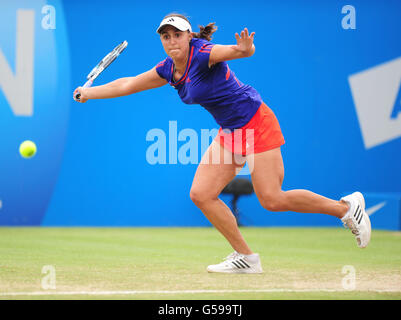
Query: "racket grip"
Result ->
[[74, 80, 93, 101]]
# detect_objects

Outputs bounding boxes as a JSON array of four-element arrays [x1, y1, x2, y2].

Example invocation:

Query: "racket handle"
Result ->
[[74, 80, 93, 101]]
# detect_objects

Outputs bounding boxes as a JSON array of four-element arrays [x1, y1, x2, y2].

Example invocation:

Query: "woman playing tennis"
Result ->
[[74, 13, 371, 273]]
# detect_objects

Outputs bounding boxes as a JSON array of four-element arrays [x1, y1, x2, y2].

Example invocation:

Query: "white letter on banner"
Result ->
[[341, 5, 356, 30], [41, 5, 56, 30], [0, 10, 35, 116]]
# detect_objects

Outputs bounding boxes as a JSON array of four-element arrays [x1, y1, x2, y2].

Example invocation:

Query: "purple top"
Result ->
[[156, 38, 263, 129]]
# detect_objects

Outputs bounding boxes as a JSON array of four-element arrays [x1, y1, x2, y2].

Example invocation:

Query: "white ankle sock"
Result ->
[[341, 199, 354, 221], [243, 253, 259, 263]]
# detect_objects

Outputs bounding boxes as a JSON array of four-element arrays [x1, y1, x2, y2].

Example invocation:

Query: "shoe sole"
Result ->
[[353, 192, 371, 248], [206, 265, 264, 274], [207, 269, 264, 274]]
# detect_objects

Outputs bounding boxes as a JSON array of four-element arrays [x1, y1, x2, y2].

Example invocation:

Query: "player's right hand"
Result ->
[[73, 87, 88, 103]]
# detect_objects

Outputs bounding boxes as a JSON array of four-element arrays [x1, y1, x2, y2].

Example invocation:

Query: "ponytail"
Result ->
[[192, 22, 218, 41]]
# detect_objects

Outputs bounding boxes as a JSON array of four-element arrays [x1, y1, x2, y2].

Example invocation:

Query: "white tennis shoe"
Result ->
[[207, 252, 263, 274], [340, 192, 371, 248]]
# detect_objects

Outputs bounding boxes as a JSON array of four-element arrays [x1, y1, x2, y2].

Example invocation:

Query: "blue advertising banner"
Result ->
[[1, 0, 400, 228]]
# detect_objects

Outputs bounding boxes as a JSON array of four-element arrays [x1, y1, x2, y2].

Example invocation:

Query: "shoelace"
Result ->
[[224, 252, 242, 261], [225, 252, 235, 260], [224, 252, 252, 268], [219, 252, 252, 270]]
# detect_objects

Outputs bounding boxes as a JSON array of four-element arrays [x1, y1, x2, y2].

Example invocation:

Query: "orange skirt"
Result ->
[[215, 102, 285, 155]]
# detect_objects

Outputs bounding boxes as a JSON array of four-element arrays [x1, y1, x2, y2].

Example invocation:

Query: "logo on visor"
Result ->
[[167, 18, 175, 23]]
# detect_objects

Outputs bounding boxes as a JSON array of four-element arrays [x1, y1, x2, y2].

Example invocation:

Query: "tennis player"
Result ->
[[74, 13, 371, 274]]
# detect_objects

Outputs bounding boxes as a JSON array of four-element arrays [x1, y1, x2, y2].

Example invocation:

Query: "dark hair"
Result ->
[[162, 13, 217, 41]]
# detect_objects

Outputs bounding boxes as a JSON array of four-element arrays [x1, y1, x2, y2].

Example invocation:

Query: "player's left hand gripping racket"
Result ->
[[74, 40, 128, 101]]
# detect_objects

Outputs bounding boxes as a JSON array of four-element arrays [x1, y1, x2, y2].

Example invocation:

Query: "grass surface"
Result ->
[[0, 227, 400, 300]]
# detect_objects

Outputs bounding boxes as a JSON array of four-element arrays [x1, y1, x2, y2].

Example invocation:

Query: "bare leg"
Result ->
[[249, 147, 349, 218], [190, 141, 253, 255]]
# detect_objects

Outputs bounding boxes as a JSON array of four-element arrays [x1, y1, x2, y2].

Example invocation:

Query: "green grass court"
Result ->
[[0, 227, 400, 300]]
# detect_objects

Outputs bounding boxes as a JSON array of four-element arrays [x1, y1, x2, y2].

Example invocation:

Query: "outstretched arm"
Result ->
[[73, 67, 168, 103], [209, 28, 255, 66]]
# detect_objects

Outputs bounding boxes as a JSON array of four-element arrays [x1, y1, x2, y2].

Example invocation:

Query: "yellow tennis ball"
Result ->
[[19, 140, 37, 159]]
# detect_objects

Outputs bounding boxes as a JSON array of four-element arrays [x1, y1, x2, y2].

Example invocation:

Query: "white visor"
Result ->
[[156, 16, 192, 34]]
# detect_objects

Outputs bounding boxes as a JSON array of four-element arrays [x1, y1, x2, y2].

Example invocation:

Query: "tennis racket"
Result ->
[[74, 40, 128, 101]]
